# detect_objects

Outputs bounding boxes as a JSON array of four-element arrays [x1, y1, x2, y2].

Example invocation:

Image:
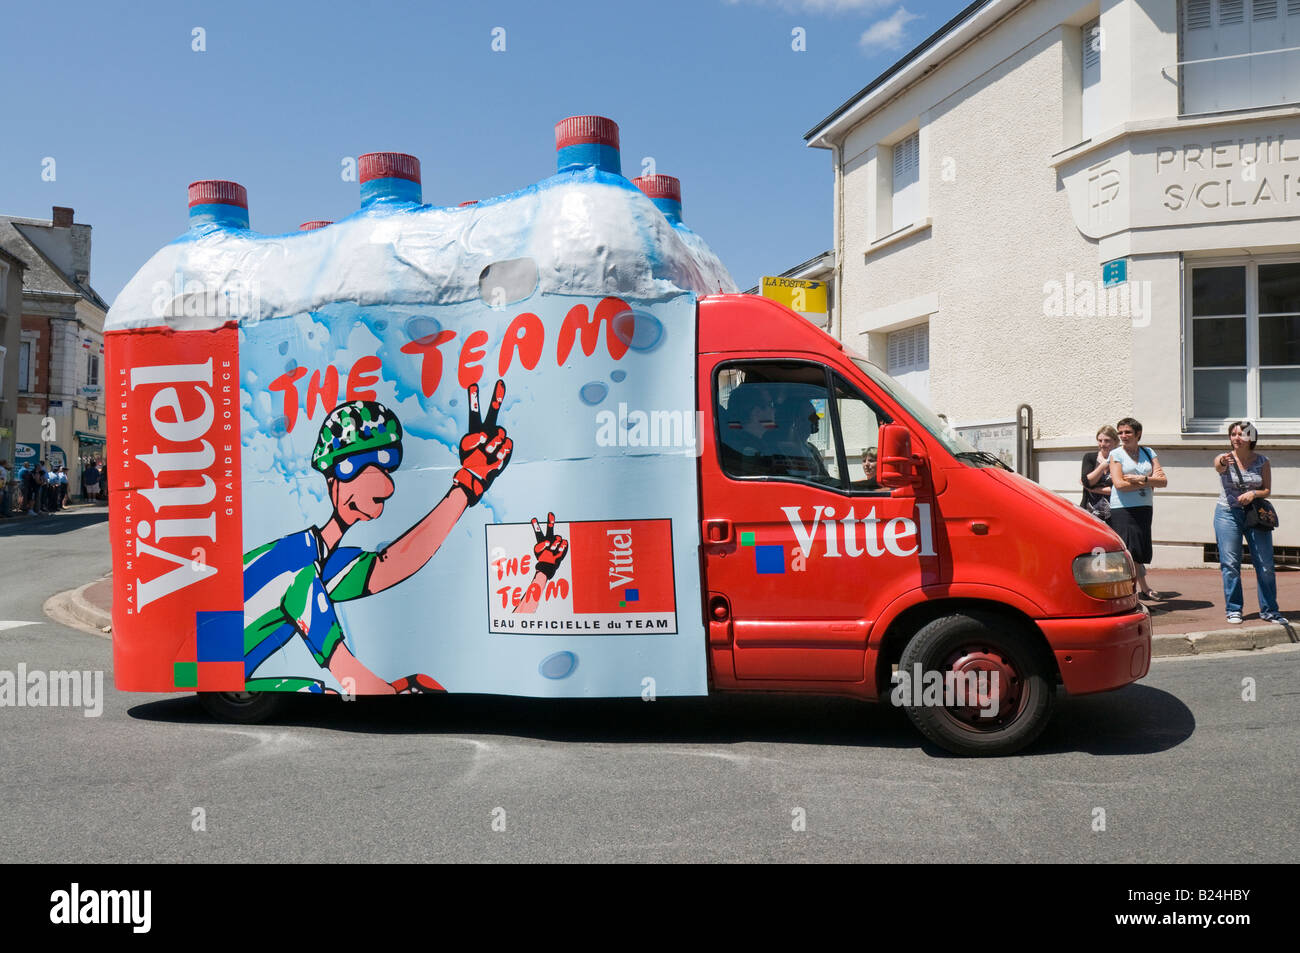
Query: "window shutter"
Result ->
[[1081, 19, 1102, 137], [18, 341, 31, 393], [1253, 0, 1278, 18], [891, 131, 920, 230], [886, 325, 931, 404], [1220, 0, 1246, 24], [887, 325, 928, 373], [1185, 0, 1213, 27]]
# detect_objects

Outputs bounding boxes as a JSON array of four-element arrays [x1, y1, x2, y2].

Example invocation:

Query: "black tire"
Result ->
[[197, 691, 290, 724], [895, 612, 1055, 756]]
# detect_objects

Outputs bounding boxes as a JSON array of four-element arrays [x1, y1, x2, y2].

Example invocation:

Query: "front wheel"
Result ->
[[896, 612, 1056, 756], [197, 691, 290, 724]]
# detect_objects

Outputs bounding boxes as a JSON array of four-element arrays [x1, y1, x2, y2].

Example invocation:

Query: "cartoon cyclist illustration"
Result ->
[[241, 379, 512, 694]]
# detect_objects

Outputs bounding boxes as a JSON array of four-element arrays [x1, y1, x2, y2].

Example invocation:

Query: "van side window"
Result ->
[[834, 374, 888, 494], [716, 362, 840, 486]]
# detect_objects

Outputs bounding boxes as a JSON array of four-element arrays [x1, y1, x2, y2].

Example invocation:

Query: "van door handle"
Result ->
[[703, 519, 733, 545]]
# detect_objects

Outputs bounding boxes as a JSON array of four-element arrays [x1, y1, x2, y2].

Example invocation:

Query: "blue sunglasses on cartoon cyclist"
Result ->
[[333, 445, 403, 481]]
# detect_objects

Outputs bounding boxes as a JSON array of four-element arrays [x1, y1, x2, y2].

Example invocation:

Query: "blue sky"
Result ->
[[0, 0, 967, 304]]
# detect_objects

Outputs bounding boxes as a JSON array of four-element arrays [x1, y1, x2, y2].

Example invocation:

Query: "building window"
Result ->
[[1180, 0, 1300, 114], [891, 131, 920, 231], [1188, 258, 1300, 422], [0, 261, 8, 303], [1081, 18, 1102, 138], [87, 352, 99, 386], [887, 323, 930, 406], [18, 340, 32, 393]]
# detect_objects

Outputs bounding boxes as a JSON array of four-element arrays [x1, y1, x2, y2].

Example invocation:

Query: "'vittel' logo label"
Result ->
[[129, 358, 222, 610], [608, 527, 634, 589], [782, 504, 936, 559]]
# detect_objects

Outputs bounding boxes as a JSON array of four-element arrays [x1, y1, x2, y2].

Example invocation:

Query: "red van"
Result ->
[[691, 293, 1150, 755]]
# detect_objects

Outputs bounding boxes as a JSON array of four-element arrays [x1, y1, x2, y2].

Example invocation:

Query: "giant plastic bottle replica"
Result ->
[[106, 116, 736, 700]]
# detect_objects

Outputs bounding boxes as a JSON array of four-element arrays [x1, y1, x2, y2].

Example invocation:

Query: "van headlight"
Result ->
[[1072, 550, 1137, 599]]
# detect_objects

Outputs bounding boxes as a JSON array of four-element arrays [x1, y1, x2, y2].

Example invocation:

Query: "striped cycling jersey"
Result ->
[[242, 529, 379, 679]]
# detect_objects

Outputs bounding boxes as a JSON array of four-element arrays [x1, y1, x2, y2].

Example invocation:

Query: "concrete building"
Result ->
[[1, 246, 28, 469], [0, 207, 109, 496], [806, 0, 1300, 567]]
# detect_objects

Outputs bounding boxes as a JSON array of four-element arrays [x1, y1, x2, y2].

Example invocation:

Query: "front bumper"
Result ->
[[1038, 606, 1152, 695]]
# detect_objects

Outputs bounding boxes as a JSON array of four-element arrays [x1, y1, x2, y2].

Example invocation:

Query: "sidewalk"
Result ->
[[1141, 566, 1300, 656], [62, 562, 1300, 658], [0, 499, 104, 520]]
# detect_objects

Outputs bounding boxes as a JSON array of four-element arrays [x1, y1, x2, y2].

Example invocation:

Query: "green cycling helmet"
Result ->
[[312, 400, 403, 477]]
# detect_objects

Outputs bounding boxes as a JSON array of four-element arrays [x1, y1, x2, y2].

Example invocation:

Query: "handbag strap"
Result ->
[[1227, 453, 1248, 491]]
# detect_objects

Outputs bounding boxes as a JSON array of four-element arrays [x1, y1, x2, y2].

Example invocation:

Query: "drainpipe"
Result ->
[[832, 140, 845, 344]]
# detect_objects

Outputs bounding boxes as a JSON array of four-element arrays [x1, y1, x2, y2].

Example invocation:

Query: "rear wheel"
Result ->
[[197, 691, 290, 724], [896, 612, 1055, 756]]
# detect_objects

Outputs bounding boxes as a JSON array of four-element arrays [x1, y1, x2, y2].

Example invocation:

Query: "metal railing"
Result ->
[[1163, 44, 1300, 116]]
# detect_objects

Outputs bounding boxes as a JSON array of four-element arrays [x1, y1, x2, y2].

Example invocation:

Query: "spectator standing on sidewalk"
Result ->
[[38, 464, 55, 514], [1109, 417, 1167, 600], [1213, 421, 1286, 625], [1081, 425, 1118, 523], [100, 461, 108, 502], [83, 459, 100, 503], [55, 466, 68, 509], [0, 459, 9, 517], [32, 465, 45, 514], [18, 461, 34, 513]]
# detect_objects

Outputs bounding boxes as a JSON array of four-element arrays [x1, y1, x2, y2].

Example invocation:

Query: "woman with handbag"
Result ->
[[1213, 421, 1286, 624], [1081, 425, 1118, 522], [1109, 417, 1167, 600]]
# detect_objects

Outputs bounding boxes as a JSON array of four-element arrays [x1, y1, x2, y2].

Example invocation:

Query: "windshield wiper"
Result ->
[[955, 450, 1013, 471]]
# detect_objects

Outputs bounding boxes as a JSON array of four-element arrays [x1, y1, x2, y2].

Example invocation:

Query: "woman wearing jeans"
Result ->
[[1213, 421, 1286, 624]]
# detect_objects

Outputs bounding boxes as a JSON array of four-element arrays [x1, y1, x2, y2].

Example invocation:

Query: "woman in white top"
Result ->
[[1108, 417, 1167, 599]]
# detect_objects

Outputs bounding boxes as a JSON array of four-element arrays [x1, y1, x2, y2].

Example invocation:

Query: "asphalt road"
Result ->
[[2, 510, 1297, 863]]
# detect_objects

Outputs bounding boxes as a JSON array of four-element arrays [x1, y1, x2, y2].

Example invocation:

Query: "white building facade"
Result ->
[[807, 0, 1300, 567]]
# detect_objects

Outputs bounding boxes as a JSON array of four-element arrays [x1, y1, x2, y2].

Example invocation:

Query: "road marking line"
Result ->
[[0, 621, 39, 632]]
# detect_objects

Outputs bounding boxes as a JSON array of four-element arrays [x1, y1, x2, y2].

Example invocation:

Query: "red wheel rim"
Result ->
[[936, 644, 1026, 731]]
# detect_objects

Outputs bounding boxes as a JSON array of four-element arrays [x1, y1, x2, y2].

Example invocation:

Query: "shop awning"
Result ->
[[75, 430, 106, 445]]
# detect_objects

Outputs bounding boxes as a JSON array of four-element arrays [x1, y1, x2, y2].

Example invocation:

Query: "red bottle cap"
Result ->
[[188, 180, 248, 209], [458, 200, 479, 207], [299, 221, 333, 231], [554, 116, 620, 151], [632, 175, 681, 202], [358, 152, 422, 184]]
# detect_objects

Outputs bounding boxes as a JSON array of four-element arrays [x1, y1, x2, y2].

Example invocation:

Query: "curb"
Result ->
[[69, 578, 112, 633], [1152, 623, 1298, 657], [43, 576, 112, 639]]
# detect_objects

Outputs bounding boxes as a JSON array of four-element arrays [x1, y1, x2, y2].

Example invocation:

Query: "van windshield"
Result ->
[[848, 356, 995, 465]]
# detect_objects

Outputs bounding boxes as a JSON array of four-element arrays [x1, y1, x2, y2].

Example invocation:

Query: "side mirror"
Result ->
[[877, 423, 923, 487]]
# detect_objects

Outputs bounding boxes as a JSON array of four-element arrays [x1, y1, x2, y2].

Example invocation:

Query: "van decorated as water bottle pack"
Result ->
[[106, 115, 1149, 755]]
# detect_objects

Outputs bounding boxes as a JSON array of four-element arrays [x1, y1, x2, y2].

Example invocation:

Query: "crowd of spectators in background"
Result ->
[[0, 456, 105, 518]]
